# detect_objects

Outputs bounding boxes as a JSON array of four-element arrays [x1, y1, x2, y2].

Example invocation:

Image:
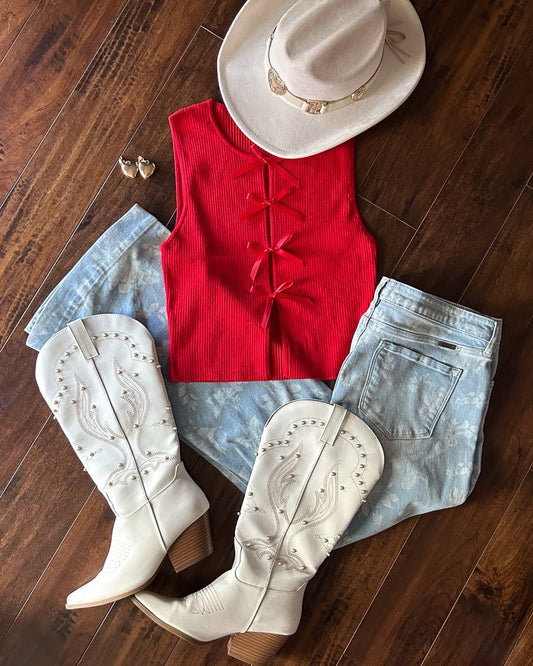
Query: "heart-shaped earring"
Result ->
[[137, 155, 156, 180], [118, 156, 138, 178]]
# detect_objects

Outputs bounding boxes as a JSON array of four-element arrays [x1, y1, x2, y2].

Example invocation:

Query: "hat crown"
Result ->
[[270, 0, 387, 101]]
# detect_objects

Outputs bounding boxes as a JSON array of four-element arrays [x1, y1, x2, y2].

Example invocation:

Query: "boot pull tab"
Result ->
[[320, 404, 348, 446], [68, 319, 99, 360]]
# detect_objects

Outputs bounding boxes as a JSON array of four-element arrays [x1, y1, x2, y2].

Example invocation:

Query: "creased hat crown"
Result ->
[[270, 0, 387, 101]]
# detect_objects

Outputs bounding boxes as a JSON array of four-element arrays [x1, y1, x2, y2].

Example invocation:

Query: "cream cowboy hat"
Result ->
[[217, 0, 426, 158]]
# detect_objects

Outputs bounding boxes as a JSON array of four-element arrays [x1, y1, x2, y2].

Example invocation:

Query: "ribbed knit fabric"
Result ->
[[162, 99, 376, 382]]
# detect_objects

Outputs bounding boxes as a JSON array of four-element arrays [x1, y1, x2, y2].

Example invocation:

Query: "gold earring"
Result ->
[[137, 155, 156, 180], [118, 156, 138, 178]]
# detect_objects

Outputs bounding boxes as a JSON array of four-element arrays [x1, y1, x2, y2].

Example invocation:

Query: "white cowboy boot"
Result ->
[[133, 399, 384, 664], [35, 314, 212, 609]]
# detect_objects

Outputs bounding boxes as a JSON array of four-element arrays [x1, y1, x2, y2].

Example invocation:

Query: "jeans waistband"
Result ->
[[374, 277, 502, 345]]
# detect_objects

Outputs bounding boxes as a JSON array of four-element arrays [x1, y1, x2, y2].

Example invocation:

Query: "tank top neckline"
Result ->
[[163, 102, 377, 381], [207, 99, 260, 157]]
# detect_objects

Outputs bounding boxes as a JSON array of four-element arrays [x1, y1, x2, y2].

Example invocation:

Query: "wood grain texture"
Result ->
[[0, 491, 111, 666], [202, 0, 243, 37], [392, 38, 533, 299], [0, 0, 531, 664], [358, 198, 415, 279], [268, 522, 416, 665], [78, 601, 181, 666], [340, 149, 533, 663], [505, 613, 533, 666], [422, 471, 533, 666], [360, 0, 532, 226], [0, 0, 39, 59], [0, 337, 45, 490], [459, 184, 533, 368], [342, 325, 533, 666], [0, 418, 94, 639], [0, 446, 239, 666], [0, 0, 127, 201], [0, 28, 221, 494], [0, 0, 215, 345], [77, 457, 241, 665], [0, 26, 414, 659], [0, 12, 218, 490]]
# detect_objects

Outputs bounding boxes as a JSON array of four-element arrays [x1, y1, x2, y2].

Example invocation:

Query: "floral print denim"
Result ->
[[26, 205, 501, 547]]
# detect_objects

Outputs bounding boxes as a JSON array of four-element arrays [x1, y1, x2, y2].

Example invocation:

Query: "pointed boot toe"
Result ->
[[133, 590, 168, 616], [65, 584, 92, 610], [35, 315, 211, 608], [133, 592, 202, 643], [64, 572, 152, 609], [132, 399, 385, 663]]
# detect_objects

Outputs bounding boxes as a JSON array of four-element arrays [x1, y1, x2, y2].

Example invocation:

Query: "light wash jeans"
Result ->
[[26, 205, 501, 547]]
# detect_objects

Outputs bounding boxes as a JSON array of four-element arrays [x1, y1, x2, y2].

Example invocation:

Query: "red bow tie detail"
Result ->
[[251, 281, 312, 330], [242, 188, 303, 222], [247, 233, 304, 281], [232, 145, 300, 187]]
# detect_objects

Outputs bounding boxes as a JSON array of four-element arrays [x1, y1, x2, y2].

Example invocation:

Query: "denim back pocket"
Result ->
[[359, 340, 462, 440]]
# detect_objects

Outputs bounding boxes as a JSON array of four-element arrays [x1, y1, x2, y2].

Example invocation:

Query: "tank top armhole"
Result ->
[[164, 111, 189, 243], [349, 140, 376, 247]]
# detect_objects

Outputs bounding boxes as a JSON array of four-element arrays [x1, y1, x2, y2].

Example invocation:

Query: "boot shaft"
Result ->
[[133, 399, 384, 652], [234, 400, 384, 591], [36, 315, 181, 516]]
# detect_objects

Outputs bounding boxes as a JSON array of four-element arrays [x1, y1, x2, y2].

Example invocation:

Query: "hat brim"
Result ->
[[218, 0, 426, 158]]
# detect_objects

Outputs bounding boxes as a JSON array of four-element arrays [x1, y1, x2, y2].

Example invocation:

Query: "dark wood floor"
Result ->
[[0, 1, 532, 664]]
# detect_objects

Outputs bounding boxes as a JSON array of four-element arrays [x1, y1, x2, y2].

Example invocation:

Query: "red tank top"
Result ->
[[161, 100, 376, 382]]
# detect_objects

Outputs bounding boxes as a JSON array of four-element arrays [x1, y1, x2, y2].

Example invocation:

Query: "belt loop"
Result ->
[[484, 319, 503, 376], [374, 276, 390, 302], [68, 319, 99, 360], [367, 277, 389, 316]]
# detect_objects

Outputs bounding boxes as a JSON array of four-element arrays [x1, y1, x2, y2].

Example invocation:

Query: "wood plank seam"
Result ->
[[0, 449, 209, 658], [166, 211, 177, 228], [0, 487, 97, 646], [0, 0, 219, 214], [0, 3, 529, 663], [358, 126, 394, 186], [334, 518, 421, 666], [336, 323, 532, 665], [357, 127, 394, 187], [0, 0, 43, 66], [418, 465, 533, 665], [0, 415, 50, 498], [201, 24, 223, 40], [0, 20, 209, 351], [504, 611, 533, 664], [0, 0, 132, 212], [387, 34, 532, 276], [359, 1, 533, 227], [74, 604, 116, 666], [359, 196, 417, 231], [123, 20, 210, 143], [0, 220, 83, 351], [458, 182, 532, 303], [75, 487, 236, 666]]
